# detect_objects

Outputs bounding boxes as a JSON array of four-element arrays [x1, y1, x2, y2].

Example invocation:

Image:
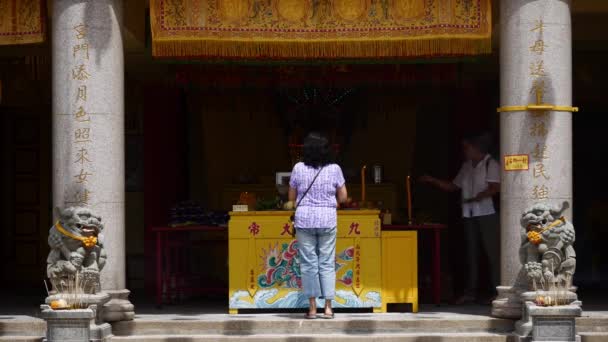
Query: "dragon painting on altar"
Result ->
[[257, 241, 355, 289], [232, 241, 379, 309], [257, 240, 301, 289]]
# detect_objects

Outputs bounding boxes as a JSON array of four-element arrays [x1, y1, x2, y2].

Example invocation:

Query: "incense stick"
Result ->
[[43, 280, 50, 297], [406, 174, 412, 224], [361, 165, 367, 204]]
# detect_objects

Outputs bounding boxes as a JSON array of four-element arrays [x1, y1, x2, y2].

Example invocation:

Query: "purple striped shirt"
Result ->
[[289, 162, 346, 229]]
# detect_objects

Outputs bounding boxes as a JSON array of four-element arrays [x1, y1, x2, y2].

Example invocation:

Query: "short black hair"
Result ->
[[463, 131, 492, 154], [302, 132, 332, 168]]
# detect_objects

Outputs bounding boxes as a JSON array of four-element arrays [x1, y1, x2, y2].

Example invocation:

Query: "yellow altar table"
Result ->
[[228, 210, 417, 314]]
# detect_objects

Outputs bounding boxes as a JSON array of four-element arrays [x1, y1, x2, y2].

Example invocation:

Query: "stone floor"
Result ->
[[2, 292, 608, 341], [3, 292, 608, 315]]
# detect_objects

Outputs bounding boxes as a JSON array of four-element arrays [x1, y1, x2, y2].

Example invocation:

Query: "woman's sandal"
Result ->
[[304, 313, 318, 319], [321, 312, 335, 319]]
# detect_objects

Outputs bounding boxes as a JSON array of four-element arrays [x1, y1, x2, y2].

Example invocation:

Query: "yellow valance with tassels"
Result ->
[[150, 0, 491, 59], [0, 0, 46, 46]]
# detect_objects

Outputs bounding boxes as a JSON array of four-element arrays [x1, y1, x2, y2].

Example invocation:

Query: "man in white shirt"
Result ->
[[420, 132, 500, 304]]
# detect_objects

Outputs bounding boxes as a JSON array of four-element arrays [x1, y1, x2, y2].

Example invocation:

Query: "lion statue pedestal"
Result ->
[[513, 201, 582, 342], [44, 207, 113, 341]]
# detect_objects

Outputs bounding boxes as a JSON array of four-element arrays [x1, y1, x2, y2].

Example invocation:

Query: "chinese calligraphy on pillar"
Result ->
[[529, 19, 550, 201], [69, 23, 93, 206]]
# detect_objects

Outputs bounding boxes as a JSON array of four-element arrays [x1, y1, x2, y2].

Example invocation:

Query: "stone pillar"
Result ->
[[52, 0, 134, 321], [492, 0, 573, 318]]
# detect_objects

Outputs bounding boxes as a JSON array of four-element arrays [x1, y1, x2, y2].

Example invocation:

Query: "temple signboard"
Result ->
[[504, 154, 530, 171]]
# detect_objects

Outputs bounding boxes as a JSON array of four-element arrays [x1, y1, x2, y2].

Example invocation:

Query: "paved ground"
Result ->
[[2, 294, 607, 342], [1, 291, 607, 319]]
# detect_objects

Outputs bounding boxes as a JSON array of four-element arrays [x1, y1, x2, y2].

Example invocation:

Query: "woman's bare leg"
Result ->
[[324, 299, 333, 316], [309, 297, 317, 316]]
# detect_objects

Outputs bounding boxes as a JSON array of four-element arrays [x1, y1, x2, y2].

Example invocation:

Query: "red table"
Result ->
[[382, 224, 447, 306], [152, 225, 228, 307]]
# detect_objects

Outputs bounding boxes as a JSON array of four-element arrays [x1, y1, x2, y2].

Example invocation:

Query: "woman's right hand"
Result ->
[[336, 185, 348, 204]]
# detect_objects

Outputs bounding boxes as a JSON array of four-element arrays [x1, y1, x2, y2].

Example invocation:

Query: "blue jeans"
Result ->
[[296, 227, 337, 300]]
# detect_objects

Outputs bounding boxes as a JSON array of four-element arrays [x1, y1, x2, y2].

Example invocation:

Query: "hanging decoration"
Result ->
[[0, 0, 46, 46], [150, 0, 492, 59]]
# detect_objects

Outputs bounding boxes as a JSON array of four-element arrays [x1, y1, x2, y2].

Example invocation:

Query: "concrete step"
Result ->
[[0, 316, 45, 338], [112, 332, 513, 342], [580, 333, 608, 342], [110, 313, 516, 336], [2, 330, 607, 342], [577, 314, 608, 333], [2, 312, 607, 341]]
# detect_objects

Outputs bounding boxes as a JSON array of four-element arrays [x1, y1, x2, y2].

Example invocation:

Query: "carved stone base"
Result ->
[[44, 293, 113, 341], [89, 321, 112, 342], [103, 289, 135, 322], [40, 306, 93, 342], [492, 286, 524, 319], [515, 300, 582, 342], [46, 293, 110, 324], [40, 303, 112, 342]]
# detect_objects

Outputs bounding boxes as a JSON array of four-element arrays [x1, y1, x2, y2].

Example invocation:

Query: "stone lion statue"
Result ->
[[519, 201, 576, 288], [46, 206, 106, 293]]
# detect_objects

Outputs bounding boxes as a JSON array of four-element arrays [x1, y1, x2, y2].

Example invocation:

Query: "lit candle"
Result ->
[[361, 165, 367, 204], [407, 175, 412, 224]]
